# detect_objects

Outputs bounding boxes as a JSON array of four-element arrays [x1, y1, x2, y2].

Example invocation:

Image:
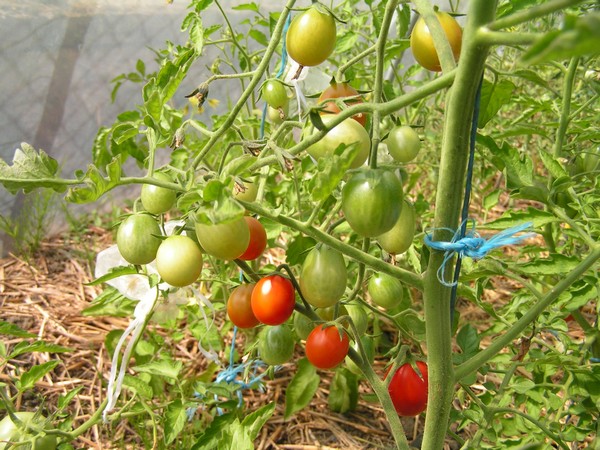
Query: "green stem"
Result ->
[[336, 45, 378, 82], [488, 0, 586, 30], [475, 30, 540, 46], [455, 245, 600, 381], [421, 2, 498, 449]]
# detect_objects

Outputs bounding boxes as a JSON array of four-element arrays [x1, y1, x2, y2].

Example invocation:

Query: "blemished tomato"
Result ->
[[299, 245, 347, 308], [0, 412, 57, 450], [227, 283, 259, 329], [156, 235, 203, 287], [262, 79, 288, 109], [377, 200, 416, 255], [388, 361, 428, 416], [258, 324, 296, 365], [410, 11, 462, 72], [341, 168, 403, 237], [195, 217, 250, 260], [239, 216, 267, 261], [386, 126, 421, 163], [368, 272, 404, 310], [233, 178, 258, 202], [305, 324, 350, 370], [305, 116, 370, 169], [251, 275, 296, 325], [318, 82, 366, 127], [286, 5, 336, 67], [116, 213, 162, 265], [141, 172, 177, 215]]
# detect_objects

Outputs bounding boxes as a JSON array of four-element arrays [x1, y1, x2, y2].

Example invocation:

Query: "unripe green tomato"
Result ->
[[116, 213, 162, 265], [299, 245, 347, 308], [262, 79, 288, 109], [385, 126, 421, 163], [258, 324, 296, 365], [286, 5, 336, 67], [0, 412, 57, 450], [305, 116, 370, 169], [156, 235, 203, 287], [345, 301, 369, 336], [267, 102, 289, 124], [377, 200, 416, 255], [316, 304, 348, 322], [141, 172, 177, 215], [195, 217, 250, 260], [233, 178, 259, 203], [368, 273, 404, 309]]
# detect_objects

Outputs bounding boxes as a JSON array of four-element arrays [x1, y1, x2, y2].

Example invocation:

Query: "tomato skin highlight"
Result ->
[[156, 235, 203, 287], [195, 217, 250, 260], [227, 283, 259, 328], [251, 275, 296, 326], [258, 324, 296, 365], [341, 169, 403, 237], [116, 213, 162, 265], [299, 245, 347, 308], [239, 216, 267, 261], [305, 324, 350, 369], [388, 361, 429, 416], [318, 82, 366, 126], [286, 5, 336, 67], [410, 11, 462, 72], [141, 172, 177, 215]]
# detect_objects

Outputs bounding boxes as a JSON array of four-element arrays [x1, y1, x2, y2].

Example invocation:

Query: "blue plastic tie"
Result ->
[[424, 220, 535, 287]]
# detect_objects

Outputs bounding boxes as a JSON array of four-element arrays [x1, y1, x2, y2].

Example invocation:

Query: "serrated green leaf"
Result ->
[[165, 399, 187, 444], [478, 79, 516, 128], [233, 2, 259, 12], [82, 287, 135, 318], [284, 358, 320, 419], [65, 159, 123, 204], [396, 309, 425, 340], [0, 143, 67, 194], [195, 180, 245, 225], [86, 265, 138, 286], [477, 134, 533, 189], [517, 254, 581, 276], [134, 358, 182, 380], [57, 386, 84, 410], [454, 324, 480, 365], [18, 360, 60, 392], [249, 29, 268, 46], [9, 341, 71, 359], [538, 150, 567, 180], [310, 143, 359, 202], [190, 16, 205, 54], [241, 403, 276, 440], [0, 321, 36, 338], [485, 208, 556, 230], [122, 374, 154, 399], [566, 281, 598, 311]]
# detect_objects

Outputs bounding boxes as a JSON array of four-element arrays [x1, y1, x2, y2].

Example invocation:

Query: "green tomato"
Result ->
[[368, 273, 404, 309], [341, 168, 403, 237], [386, 126, 421, 163], [0, 412, 57, 450], [377, 200, 416, 255], [156, 235, 203, 287], [267, 102, 289, 124], [116, 213, 162, 265], [305, 116, 370, 169], [345, 301, 369, 336], [258, 325, 296, 365], [262, 79, 288, 109], [141, 172, 177, 215], [233, 178, 259, 203], [286, 5, 336, 67], [299, 244, 347, 308], [195, 217, 250, 260]]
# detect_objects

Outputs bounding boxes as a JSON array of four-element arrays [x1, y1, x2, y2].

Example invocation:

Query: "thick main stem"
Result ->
[[421, 2, 498, 449]]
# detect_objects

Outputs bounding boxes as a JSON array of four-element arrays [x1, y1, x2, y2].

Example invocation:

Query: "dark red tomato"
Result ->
[[239, 216, 267, 261], [305, 324, 350, 369], [227, 283, 259, 328], [410, 11, 462, 72], [318, 82, 366, 126], [388, 361, 428, 416], [251, 275, 296, 325]]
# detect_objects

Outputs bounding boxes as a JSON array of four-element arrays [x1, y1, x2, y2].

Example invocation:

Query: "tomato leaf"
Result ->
[[9, 341, 71, 359], [516, 254, 582, 276], [17, 360, 61, 392], [165, 399, 187, 444], [284, 358, 320, 419], [0, 321, 36, 338], [82, 287, 135, 318], [309, 143, 359, 202], [66, 158, 122, 204], [286, 235, 317, 266], [538, 150, 567, 180], [477, 134, 533, 189], [478, 79, 516, 128], [133, 358, 183, 380], [454, 324, 480, 365], [240, 403, 276, 440], [485, 208, 557, 229], [328, 367, 359, 413]]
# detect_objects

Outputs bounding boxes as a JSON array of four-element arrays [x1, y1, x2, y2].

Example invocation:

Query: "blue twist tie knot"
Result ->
[[424, 220, 535, 287]]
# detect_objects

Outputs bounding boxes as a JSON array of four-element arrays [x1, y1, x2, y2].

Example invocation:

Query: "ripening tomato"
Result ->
[[386, 126, 421, 163], [286, 5, 336, 67], [341, 168, 403, 237], [141, 172, 177, 215], [388, 361, 428, 416], [368, 272, 404, 309], [251, 275, 296, 325], [0, 412, 57, 450], [410, 11, 462, 72], [227, 283, 259, 328], [305, 324, 350, 369], [195, 217, 250, 260], [318, 82, 366, 126], [116, 213, 162, 265], [239, 216, 267, 261], [156, 235, 203, 287], [299, 245, 347, 308], [377, 200, 416, 255], [258, 324, 296, 365]]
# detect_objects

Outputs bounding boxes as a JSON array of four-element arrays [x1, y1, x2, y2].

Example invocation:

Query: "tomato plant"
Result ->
[[258, 324, 295, 365], [194, 217, 250, 260], [251, 274, 296, 326], [341, 168, 403, 237], [368, 272, 404, 310], [305, 324, 350, 370], [318, 81, 366, 126], [238, 216, 267, 261], [286, 4, 336, 68], [410, 11, 462, 72], [116, 213, 162, 265], [0, 412, 57, 450], [377, 200, 416, 255], [141, 172, 177, 215], [385, 126, 421, 163], [299, 244, 347, 308], [227, 283, 259, 329], [387, 361, 428, 417], [156, 235, 203, 287], [304, 116, 370, 169]]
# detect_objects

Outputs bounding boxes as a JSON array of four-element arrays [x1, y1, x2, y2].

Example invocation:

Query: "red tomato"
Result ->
[[305, 324, 350, 369], [388, 361, 428, 416], [227, 284, 259, 328], [239, 216, 267, 261], [251, 275, 296, 325]]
